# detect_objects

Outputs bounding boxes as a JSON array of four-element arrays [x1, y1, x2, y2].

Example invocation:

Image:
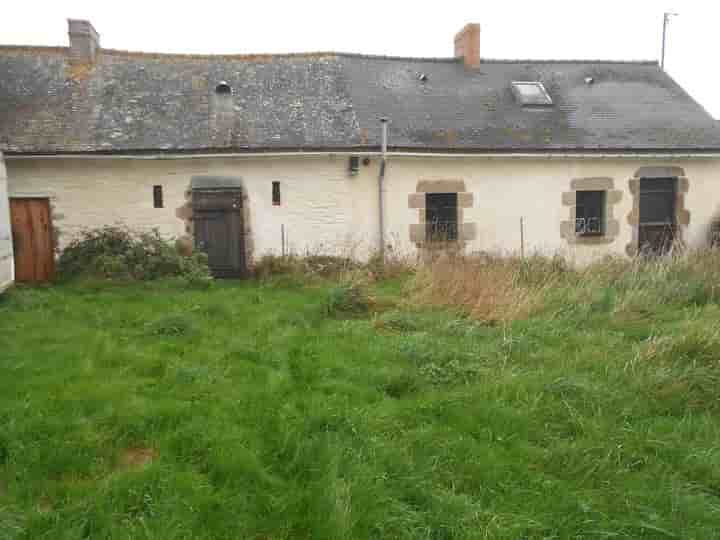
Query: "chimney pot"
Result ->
[[68, 19, 100, 64], [454, 23, 480, 69]]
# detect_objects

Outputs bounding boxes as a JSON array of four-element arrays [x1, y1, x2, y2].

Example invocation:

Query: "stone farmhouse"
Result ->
[[1, 19, 720, 279]]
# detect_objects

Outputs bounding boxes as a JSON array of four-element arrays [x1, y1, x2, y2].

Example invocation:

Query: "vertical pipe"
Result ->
[[281, 224, 285, 257], [378, 118, 389, 260], [661, 13, 668, 70], [520, 217, 525, 259]]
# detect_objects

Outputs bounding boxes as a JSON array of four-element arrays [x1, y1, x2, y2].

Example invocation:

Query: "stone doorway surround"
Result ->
[[408, 179, 476, 249], [625, 166, 689, 256], [175, 175, 253, 264]]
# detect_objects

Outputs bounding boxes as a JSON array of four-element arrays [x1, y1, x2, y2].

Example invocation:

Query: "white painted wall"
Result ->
[[5, 155, 720, 267], [383, 157, 720, 265], [5, 156, 380, 260], [0, 152, 13, 290]]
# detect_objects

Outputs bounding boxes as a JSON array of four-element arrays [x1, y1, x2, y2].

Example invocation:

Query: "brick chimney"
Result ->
[[454, 23, 480, 69], [68, 19, 100, 64]]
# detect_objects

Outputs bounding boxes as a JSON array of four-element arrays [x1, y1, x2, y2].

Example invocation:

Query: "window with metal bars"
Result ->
[[426, 193, 458, 242], [638, 177, 677, 254], [575, 190, 605, 235], [272, 181, 281, 206], [639, 178, 676, 225]]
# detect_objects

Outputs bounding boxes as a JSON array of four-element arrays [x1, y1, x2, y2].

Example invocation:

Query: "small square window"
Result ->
[[153, 185, 163, 208], [511, 81, 553, 106], [575, 190, 605, 236], [272, 181, 281, 206]]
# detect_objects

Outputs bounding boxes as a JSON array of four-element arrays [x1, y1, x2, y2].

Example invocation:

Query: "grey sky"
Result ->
[[3, 0, 717, 119]]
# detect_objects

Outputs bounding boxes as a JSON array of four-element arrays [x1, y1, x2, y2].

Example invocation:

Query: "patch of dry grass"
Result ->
[[411, 253, 567, 322], [411, 249, 720, 322]]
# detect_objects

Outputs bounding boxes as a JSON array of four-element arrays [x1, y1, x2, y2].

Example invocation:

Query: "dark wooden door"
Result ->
[[9, 198, 55, 282], [192, 190, 246, 278]]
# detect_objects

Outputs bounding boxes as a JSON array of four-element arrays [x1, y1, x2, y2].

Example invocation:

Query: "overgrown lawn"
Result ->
[[1, 274, 720, 538]]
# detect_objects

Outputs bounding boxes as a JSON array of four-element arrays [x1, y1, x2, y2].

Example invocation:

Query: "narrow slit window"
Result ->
[[272, 181, 281, 206], [575, 190, 605, 235], [426, 193, 458, 242], [153, 185, 163, 208]]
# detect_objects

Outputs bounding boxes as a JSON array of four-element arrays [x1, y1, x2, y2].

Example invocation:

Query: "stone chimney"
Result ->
[[454, 23, 480, 69], [68, 19, 100, 64]]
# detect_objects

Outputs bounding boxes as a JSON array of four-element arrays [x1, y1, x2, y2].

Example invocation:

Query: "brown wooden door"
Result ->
[[10, 198, 55, 282], [192, 190, 246, 278]]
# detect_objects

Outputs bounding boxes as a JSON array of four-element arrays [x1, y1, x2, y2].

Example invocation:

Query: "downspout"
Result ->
[[378, 117, 388, 260]]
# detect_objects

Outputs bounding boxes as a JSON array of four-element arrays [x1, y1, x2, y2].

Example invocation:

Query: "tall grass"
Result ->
[[3, 268, 720, 537], [412, 249, 720, 322]]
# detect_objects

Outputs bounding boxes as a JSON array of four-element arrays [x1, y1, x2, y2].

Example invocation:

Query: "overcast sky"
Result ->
[[2, 0, 717, 119]]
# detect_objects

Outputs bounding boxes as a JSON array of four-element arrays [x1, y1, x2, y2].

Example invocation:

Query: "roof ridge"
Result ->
[[0, 45, 67, 54], [101, 49, 460, 63], [0, 45, 658, 66], [480, 58, 659, 65]]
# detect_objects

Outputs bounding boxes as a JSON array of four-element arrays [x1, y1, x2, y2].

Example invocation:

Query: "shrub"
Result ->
[[322, 281, 370, 317], [58, 226, 212, 284]]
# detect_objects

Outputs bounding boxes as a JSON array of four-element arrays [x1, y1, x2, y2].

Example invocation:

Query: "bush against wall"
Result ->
[[58, 226, 211, 286]]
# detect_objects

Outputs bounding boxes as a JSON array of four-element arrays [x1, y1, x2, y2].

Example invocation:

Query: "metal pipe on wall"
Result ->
[[378, 118, 389, 260]]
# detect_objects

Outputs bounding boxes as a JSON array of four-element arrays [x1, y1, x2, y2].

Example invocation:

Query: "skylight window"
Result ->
[[511, 81, 553, 106]]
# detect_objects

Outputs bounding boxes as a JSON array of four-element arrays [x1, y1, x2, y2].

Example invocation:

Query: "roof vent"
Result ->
[[417, 73, 428, 82], [584, 76, 595, 85], [511, 81, 553, 106], [215, 82, 232, 95]]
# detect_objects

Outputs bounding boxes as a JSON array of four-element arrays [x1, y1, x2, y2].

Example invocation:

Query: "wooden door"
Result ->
[[192, 190, 246, 278], [9, 198, 55, 282]]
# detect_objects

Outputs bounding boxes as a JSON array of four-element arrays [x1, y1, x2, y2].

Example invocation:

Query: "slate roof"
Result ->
[[1, 45, 720, 154]]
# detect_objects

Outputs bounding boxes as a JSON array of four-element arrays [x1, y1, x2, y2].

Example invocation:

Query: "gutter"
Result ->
[[5, 152, 720, 160]]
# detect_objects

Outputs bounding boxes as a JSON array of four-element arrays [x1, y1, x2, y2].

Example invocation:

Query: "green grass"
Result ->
[[1, 276, 720, 539]]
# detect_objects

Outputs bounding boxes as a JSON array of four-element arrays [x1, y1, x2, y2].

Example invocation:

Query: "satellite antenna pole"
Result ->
[[661, 12, 678, 71]]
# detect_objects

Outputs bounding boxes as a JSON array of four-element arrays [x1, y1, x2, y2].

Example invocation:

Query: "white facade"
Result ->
[[5, 154, 720, 267], [0, 152, 13, 290]]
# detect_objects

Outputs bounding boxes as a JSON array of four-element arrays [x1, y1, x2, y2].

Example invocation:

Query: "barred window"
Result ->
[[639, 178, 676, 225], [426, 193, 458, 242], [575, 190, 605, 235]]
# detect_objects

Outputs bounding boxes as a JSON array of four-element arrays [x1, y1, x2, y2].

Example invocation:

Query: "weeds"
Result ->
[[58, 225, 212, 285], [146, 314, 196, 337], [322, 281, 370, 317], [412, 249, 720, 322]]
